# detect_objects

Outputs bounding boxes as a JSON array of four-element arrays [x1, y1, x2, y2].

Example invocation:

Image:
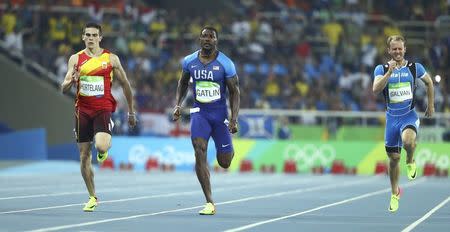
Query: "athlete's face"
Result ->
[[388, 40, 406, 62], [82, 27, 102, 49], [199, 29, 217, 51]]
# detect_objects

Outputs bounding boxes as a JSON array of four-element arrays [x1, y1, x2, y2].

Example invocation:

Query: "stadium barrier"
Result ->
[[107, 136, 449, 175], [0, 128, 47, 160]]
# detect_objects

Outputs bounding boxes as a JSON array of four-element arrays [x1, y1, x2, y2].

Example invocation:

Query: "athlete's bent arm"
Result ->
[[110, 54, 137, 126], [61, 54, 78, 94], [373, 61, 395, 94], [421, 74, 435, 117], [172, 71, 190, 121], [226, 75, 240, 133]]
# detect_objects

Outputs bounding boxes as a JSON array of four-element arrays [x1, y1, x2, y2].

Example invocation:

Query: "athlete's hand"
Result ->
[[72, 64, 80, 82], [172, 106, 181, 121], [229, 119, 238, 134], [425, 105, 434, 117], [387, 60, 396, 74], [128, 113, 137, 128]]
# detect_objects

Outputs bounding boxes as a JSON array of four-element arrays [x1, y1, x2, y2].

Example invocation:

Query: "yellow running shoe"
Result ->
[[83, 196, 98, 212], [389, 188, 401, 212], [406, 162, 417, 180], [97, 151, 108, 163], [199, 202, 215, 215]]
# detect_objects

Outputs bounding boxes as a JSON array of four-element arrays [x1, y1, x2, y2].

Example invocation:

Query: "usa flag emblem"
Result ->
[[213, 66, 220, 70]]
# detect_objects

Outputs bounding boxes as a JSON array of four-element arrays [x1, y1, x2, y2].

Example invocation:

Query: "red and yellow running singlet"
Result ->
[[75, 49, 116, 112]]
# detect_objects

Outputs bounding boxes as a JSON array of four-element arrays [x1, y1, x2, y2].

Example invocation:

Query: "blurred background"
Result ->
[[0, 0, 449, 176]]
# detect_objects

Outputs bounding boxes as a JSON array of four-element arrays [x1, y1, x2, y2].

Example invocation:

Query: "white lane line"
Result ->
[[25, 177, 379, 232], [0, 174, 297, 200], [0, 189, 121, 201], [401, 195, 450, 232], [223, 178, 426, 232], [0, 177, 319, 215], [0, 173, 291, 193]]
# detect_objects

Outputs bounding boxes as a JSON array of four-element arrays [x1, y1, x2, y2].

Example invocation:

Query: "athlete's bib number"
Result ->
[[196, 81, 220, 103], [79, 76, 104, 97], [388, 82, 412, 103]]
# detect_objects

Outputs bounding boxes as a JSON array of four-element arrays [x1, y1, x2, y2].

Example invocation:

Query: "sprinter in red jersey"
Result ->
[[61, 22, 136, 212]]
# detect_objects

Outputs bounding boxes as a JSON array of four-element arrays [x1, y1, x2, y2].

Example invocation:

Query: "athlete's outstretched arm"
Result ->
[[110, 54, 137, 127], [421, 74, 435, 117], [172, 71, 190, 121], [61, 54, 78, 94], [226, 75, 240, 134]]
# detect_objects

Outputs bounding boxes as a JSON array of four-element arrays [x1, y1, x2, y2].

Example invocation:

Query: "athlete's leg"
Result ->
[[211, 123, 234, 168], [387, 152, 401, 195], [190, 110, 213, 205], [217, 151, 234, 169], [78, 142, 95, 197], [402, 128, 416, 164], [93, 111, 113, 162], [76, 108, 98, 211], [401, 112, 419, 180], [384, 113, 402, 206], [211, 109, 235, 169], [94, 132, 112, 154], [192, 137, 213, 203]]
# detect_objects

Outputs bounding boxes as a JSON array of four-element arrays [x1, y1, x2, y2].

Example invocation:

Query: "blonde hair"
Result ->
[[386, 35, 406, 46]]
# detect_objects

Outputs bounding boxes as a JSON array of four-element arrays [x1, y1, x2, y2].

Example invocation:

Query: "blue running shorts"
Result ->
[[385, 110, 420, 153], [190, 107, 233, 153]]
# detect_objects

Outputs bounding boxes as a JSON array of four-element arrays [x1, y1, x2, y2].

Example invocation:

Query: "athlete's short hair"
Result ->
[[387, 35, 405, 46], [83, 22, 102, 35], [200, 26, 218, 40]]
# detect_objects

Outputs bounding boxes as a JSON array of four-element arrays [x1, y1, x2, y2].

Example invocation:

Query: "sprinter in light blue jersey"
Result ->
[[173, 26, 240, 215], [373, 35, 434, 212]]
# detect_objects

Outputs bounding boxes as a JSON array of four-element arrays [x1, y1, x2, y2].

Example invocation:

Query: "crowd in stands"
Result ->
[[1, 0, 449, 117]]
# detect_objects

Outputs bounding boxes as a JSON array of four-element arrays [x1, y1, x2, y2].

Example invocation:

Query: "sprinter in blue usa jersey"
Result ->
[[373, 35, 434, 212], [173, 26, 240, 215]]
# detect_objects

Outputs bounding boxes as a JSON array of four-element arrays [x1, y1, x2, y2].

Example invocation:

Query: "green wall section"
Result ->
[[288, 125, 385, 141], [289, 125, 325, 140], [227, 139, 450, 175], [336, 126, 385, 141]]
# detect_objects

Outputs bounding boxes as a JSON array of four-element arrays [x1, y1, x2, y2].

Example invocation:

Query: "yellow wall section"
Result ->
[[357, 142, 388, 174]]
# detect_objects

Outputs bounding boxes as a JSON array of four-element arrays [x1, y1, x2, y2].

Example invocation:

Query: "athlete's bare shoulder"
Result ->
[[67, 54, 79, 66], [109, 53, 123, 68]]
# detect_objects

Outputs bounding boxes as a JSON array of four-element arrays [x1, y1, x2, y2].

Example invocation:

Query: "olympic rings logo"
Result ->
[[283, 143, 336, 171]]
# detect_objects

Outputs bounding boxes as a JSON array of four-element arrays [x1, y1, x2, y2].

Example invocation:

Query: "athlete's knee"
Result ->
[[402, 139, 416, 151], [388, 153, 400, 166], [95, 143, 109, 154], [79, 147, 90, 158], [192, 138, 207, 155], [217, 152, 234, 169], [80, 153, 91, 165]]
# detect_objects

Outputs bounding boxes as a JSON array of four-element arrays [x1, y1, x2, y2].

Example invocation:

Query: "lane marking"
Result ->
[[401, 195, 450, 232], [223, 178, 425, 232], [0, 177, 320, 214], [25, 177, 379, 232]]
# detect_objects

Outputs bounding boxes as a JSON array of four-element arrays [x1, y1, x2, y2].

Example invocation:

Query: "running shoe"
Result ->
[[199, 202, 215, 215], [83, 196, 98, 212], [97, 151, 108, 163], [389, 187, 401, 212], [406, 162, 417, 180]]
